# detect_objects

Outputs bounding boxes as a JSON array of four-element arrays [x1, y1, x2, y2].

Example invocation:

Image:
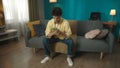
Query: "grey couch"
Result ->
[[25, 20, 114, 59]]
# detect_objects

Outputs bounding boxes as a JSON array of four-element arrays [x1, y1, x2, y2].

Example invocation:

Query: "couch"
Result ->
[[25, 20, 77, 54], [25, 20, 114, 59]]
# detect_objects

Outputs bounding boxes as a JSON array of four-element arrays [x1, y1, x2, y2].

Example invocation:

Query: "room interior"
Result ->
[[0, 0, 120, 68]]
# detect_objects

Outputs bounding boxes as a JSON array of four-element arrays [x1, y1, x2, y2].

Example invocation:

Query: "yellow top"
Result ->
[[45, 18, 72, 39]]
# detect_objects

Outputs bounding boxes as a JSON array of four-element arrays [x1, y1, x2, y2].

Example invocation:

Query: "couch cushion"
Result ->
[[33, 24, 45, 37], [68, 20, 78, 34], [77, 36, 109, 52], [77, 21, 103, 36], [26, 20, 40, 37], [28, 36, 44, 48], [96, 29, 109, 39], [85, 29, 101, 39], [54, 42, 67, 54], [53, 34, 77, 54], [87, 21, 103, 30], [40, 19, 49, 27]]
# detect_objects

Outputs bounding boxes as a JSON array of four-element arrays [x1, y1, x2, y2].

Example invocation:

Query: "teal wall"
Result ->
[[44, 0, 120, 38]]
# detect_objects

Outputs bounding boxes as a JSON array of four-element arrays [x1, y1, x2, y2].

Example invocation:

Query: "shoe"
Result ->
[[67, 57, 73, 66], [41, 57, 50, 63]]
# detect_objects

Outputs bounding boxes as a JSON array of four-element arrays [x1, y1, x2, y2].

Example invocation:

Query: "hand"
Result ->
[[55, 30, 67, 38], [51, 28, 59, 35], [52, 29, 60, 36], [47, 29, 59, 37], [47, 30, 57, 37], [59, 31, 66, 37]]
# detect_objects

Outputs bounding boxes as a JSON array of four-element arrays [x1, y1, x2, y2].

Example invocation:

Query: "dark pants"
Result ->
[[42, 36, 73, 57]]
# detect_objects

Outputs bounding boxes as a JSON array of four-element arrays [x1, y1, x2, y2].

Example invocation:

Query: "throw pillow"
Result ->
[[33, 24, 45, 37], [26, 20, 40, 37], [96, 29, 109, 39], [85, 29, 101, 39]]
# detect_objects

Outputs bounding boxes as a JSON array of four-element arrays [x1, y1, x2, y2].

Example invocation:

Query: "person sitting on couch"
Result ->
[[41, 7, 74, 66]]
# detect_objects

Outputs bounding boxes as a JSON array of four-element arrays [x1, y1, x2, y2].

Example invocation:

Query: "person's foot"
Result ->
[[41, 57, 50, 63], [67, 57, 73, 66]]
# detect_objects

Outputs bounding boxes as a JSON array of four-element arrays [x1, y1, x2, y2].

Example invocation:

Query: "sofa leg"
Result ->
[[100, 52, 103, 60], [33, 48, 37, 53]]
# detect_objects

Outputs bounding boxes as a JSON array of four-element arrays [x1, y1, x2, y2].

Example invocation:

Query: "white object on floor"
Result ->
[[67, 57, 73, 66], [41, 57, 50, 63]]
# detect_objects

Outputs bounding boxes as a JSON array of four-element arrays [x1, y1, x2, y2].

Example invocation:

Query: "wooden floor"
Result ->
[[0, 37, 120, 68]]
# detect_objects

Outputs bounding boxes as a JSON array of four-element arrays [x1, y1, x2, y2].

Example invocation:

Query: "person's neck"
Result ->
[[54, 18, 63, 24], [55, 22, 60, 24]]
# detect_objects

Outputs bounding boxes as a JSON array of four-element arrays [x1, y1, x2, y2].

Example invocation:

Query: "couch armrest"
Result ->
[[24, 25, 31, 46], [105, 32, 115, 53], [71, 34, 77, 53]]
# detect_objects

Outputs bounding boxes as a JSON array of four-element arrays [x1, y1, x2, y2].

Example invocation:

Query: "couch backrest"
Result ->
[[40, 20, 103, 36], [40, 19, 49, 27], [41, 19, 78, 35], [68, 20, 78, 34], [77, 20, 103, 36]]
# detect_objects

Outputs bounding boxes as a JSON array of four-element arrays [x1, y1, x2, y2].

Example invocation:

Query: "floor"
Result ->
[[0, 38, 120, 68]]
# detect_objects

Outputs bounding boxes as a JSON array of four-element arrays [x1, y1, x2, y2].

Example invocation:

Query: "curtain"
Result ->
[[29, 0, 39, 21], [2, 0, 29, 36]]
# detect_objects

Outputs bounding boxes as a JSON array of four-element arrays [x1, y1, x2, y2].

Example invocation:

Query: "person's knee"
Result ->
[[42, 36, 48, 43], [66, 38, 73, 43]]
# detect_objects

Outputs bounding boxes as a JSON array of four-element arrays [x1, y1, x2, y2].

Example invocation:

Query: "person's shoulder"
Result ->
[[62, 18, 69, 24], [48, 18, 54, 22], [48, 19, 54, 24]]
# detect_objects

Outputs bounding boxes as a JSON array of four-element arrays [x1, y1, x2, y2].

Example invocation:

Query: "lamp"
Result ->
[[110, 9, 116, 22], [49, 0, 57, 3]]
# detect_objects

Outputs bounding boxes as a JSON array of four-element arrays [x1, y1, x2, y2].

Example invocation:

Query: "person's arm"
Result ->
[[45, 21, 53, 38], [58, 20, 72, 38], [47, 30, 57, 38], [64, 21, 72, 38], [45, 20, 57, 38]]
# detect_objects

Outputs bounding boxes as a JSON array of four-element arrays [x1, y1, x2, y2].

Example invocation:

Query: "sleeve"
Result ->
[[45, 20, 52, 37], [64, 21, 72, 38]]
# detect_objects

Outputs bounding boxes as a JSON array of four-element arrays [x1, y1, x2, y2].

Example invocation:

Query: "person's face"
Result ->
[[53, 16, 61, 23]]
